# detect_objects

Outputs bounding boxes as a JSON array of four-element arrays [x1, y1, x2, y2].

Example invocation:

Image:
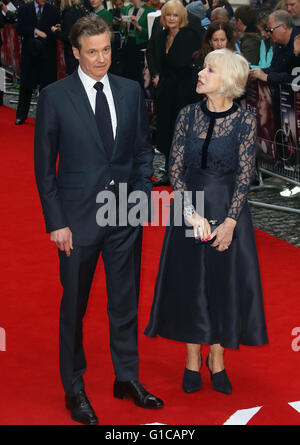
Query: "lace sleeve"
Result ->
[[169, 105, 195, 214], [169, 105, 190, 192], [227, 111, 257, 221]]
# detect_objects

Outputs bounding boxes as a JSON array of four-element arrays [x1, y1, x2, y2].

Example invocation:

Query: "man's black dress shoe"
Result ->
[[114, 380, 164, 409], [65, 389, 99, 425], [152, 174, 170, 187], [15, 118, 25, 125]]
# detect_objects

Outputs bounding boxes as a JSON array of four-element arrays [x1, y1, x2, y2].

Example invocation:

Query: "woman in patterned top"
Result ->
[[145, 49, 269, 395]]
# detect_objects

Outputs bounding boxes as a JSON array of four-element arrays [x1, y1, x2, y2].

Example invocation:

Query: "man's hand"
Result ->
[[50, 227, 73, 256], [34, 28, 47, 39], [249, 68, 268, 82], [0, 2, 8, 13]]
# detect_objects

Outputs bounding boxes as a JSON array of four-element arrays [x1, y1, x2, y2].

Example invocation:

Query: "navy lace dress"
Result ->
[[145, 100, 269, 348]]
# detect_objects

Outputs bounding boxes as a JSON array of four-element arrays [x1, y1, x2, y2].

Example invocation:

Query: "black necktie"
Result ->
[[94, 82, 114, 155], [37, 5, 42, 26]]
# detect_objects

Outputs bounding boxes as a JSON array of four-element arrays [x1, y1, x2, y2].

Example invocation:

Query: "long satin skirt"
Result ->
[[144, 168, 269, 348]]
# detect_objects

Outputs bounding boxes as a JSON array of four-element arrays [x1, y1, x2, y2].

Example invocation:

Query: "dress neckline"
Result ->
[[201, 100, 239, 118]]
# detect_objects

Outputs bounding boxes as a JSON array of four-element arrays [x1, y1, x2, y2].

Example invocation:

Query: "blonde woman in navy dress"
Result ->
[[145, 49, 268, 394]]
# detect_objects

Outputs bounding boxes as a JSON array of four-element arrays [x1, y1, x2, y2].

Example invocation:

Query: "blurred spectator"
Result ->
[[253, 0, 280, 14], [120, 0, 155, 83], [211, 6, 230, 23], [230, 17, 243, 52], [0, 8, 4, 105], [109, 0, 124, 31], [249, 10, 300, 84], [234, 5, 261, 65], [193, 21, 236, 71], [285, 0, 300, 24], [145, 0, 163, 10], [186, 0, 210, 27], [250, 11, 273, 68], [147, 0, 205, 81], [51, 0, 86, 75], [274, 0, 287, 10], [15, 0, 60, 124], [152, 0, 201, 186], [89, 0, 113, 25], [205, 0, 234, 21], [0, 0, 24, 23], [109, 0, 124, 74]]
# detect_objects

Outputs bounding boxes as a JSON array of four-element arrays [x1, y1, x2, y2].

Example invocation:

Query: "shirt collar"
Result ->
[[34, 1, 43, 11], [78, 65, 109, 94]]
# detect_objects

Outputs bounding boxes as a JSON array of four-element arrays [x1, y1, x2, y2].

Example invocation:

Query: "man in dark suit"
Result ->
[[34, 15, 163, 425], [15, 0, 59, 124]]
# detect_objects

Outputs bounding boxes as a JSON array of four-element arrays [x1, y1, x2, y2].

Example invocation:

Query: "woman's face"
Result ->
[[210, 29, 228, 50], [115, 0, 124, 9], [257, 24, 269, 40], [197, 61, 223, 96], [164, 10, 181, 31], [89, 0, 102, 9], [257, 83, 271, 127]]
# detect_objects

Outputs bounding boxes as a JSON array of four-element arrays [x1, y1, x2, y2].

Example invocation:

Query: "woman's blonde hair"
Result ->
[[160, 0, 188, 29], [204, 49, 249, 99], [60, 0, 82, 11]]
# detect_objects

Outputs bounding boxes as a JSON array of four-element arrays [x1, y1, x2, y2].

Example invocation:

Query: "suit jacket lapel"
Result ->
[[108, 73, 125, 160]]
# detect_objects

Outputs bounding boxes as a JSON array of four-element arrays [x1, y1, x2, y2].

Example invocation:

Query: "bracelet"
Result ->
[[183, 204, 195, 218]]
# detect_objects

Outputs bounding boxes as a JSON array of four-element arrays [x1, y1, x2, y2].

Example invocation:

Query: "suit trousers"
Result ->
[[16, 86, 33, 121], [58, 225, 143, 397]]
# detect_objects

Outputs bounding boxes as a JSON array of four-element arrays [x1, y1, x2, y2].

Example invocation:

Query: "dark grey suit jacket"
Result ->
[[34, 70, 154, 246]]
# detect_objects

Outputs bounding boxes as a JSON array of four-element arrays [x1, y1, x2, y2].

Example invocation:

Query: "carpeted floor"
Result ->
[[1, 106, 300, 425]]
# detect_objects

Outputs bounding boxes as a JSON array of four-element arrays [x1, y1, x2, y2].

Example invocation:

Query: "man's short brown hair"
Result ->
[[69, 15, 113, 50]]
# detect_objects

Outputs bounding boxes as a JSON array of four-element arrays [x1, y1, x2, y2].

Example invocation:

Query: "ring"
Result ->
[[225, 246, 229, 249]]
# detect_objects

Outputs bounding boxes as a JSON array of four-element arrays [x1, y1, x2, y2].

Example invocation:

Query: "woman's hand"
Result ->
[[294, 34, 300, 57], [130, 15, 142, 31], [210, 217, 236, 252], [152, 75, 159, 88], [51, 24, 61, 33], [185, 213, 211, 241]]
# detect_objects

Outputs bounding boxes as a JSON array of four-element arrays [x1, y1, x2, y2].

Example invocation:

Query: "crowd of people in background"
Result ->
[[0, 0, 300, 159]]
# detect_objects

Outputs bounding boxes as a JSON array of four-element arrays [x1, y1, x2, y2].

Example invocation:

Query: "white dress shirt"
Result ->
[[77, 65, 117, 139]]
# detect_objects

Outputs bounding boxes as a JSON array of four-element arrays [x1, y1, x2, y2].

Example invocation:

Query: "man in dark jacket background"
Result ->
[[14, 0, 59, 124]]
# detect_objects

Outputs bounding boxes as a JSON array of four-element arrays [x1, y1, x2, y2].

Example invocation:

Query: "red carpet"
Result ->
[[1, 105, 300, 425]]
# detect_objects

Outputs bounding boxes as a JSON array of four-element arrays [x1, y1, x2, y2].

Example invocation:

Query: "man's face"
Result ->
[[73, 33, 112, 81], [285, 0, 300, 18], [36, 0, 47, 6], [267, 17, 287, 44], [235, 18, 245, 32]]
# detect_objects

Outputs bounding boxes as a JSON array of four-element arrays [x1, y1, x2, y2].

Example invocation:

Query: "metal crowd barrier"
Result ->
[[244, 80, 300, 214]]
